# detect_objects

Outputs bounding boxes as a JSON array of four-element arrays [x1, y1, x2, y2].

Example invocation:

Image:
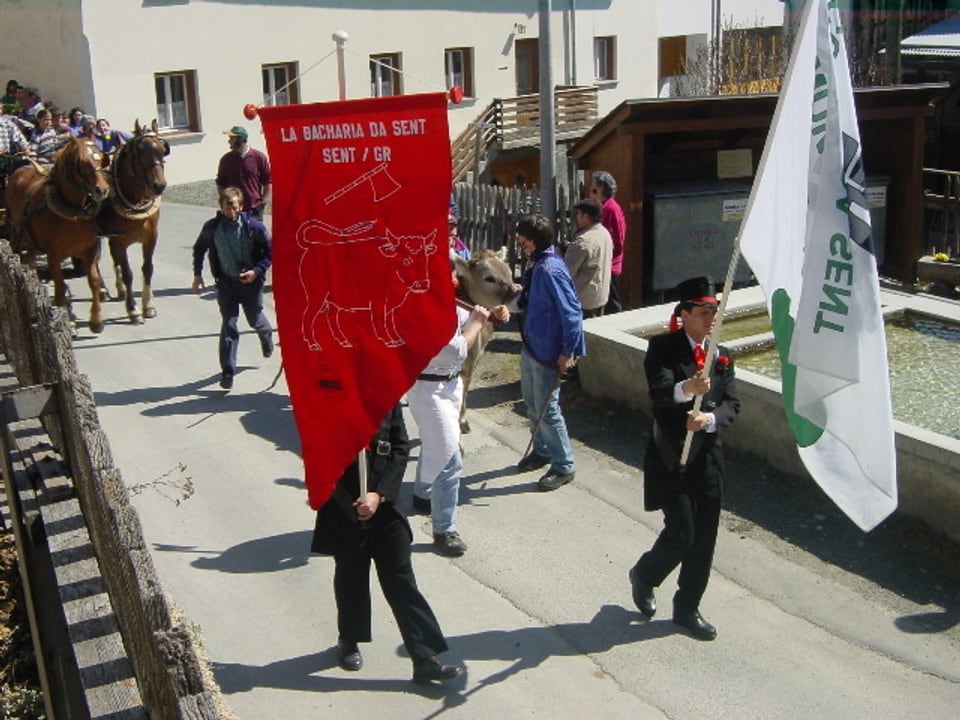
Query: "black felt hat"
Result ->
[[675, 276, 717, 306], [670, 276, 717, 331]]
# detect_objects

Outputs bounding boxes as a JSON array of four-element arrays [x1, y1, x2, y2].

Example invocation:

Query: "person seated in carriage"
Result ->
[[95, 117, 128, 153], [29, 109, 64, 162], [67, 107, 86, 137], [0, 114, 32, 177]]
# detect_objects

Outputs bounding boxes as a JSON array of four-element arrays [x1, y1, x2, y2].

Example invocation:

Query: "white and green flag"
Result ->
[[739, 0, 897, 531]]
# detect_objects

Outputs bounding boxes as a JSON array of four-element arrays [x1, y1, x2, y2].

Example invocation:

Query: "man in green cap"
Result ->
[[216, 125, 272, 220]]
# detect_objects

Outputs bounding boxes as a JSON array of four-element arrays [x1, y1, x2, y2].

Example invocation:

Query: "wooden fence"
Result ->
[[923, 167, 960, 259], [452, 181, 579, 273], [0, 240, 231, 719]]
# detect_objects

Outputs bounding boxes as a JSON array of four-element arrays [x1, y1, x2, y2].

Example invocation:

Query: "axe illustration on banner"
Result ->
[[324, 163, 401, 205]]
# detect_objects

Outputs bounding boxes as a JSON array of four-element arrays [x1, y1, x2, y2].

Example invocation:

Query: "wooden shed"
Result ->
[[569, 84, 948, 308]]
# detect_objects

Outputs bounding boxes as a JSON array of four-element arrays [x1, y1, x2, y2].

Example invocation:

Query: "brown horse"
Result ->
[[5, 137, 111, 332], [98, 119, 169, 322]]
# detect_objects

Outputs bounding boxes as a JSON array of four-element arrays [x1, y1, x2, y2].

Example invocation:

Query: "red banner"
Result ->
[[258, 94, 455, 509]]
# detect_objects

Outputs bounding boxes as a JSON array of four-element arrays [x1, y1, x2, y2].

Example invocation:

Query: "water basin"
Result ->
[[733, 311, 960, 440]]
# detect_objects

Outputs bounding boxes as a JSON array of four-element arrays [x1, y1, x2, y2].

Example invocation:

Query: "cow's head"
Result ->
[[380, 229, 438, 293], [453, 248, 522, 311]]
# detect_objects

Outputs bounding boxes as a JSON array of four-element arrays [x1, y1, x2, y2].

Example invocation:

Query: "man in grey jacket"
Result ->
[[565, 197, 613, 318]]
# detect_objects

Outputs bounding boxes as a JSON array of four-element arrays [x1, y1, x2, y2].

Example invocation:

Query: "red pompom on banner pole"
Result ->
[[243, 103, 259, 120], [447, 86, 464, 104]]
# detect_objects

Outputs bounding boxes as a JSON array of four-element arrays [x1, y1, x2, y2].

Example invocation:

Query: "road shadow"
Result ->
[[209, 603, 668, 704], [154, 529, 315, 573]]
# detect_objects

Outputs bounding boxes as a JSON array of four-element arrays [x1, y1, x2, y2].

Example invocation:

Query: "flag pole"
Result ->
[[680, 0, 813, 470], [677, 243, 742, 468]]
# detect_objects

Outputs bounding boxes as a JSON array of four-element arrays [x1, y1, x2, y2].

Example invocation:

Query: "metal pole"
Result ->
[[333, 30, 349, 101], [570, 0, 578, 86], [539, 0, 557, 226]]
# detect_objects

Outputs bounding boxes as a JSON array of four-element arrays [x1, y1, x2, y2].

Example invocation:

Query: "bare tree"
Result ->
[[674, 16, 792, 97]]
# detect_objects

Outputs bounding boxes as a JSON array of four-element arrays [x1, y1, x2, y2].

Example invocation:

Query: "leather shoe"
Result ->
[[517, 452, 549, 473], [412, 494, 431, 513], [628, 567, 656, 618], [413, 656, 463, 685], [538, 469, 574, 492], [433, 531, 467, 557], [261, 339, 274, 358], [219, 373, 233, 390], [337, 639, 363, 671], [672, 611, 717, 641]]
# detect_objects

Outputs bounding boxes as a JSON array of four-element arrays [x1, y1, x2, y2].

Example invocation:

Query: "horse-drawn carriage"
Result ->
[[2, 120, 169, 333]]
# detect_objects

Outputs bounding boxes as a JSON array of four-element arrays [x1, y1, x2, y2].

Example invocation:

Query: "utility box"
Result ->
[[645, 181, 753, 296]]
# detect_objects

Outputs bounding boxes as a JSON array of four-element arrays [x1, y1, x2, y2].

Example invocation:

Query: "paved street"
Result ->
[[67, 201, 960, 719]]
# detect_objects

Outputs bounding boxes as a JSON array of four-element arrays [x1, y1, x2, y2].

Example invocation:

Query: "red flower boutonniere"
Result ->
[[714, 356, 731, 374]]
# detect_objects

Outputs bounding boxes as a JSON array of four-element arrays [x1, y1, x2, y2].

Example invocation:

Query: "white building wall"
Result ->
[[0, 0, 93, 115], [658, 0, 786, 38], [1, 0, 656, 185]]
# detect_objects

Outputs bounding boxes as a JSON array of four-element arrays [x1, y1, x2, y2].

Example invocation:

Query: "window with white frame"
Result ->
[[262, 62, 299, 106], [370, 53, 402, 97], [154, 70, 198, 131], [444, 47, 474, 97], [594, 36, 617, 82]]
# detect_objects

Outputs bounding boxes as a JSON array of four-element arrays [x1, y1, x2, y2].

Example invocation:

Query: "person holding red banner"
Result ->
[[408, 290, 495, 557], [514, 214, 585, 492], [628, 276, 740, 641], [311, 404, 464, 684], [191, 187, 275, 390]]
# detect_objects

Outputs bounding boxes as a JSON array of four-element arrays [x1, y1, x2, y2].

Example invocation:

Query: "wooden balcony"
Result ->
[[452, 85, 598, 182]]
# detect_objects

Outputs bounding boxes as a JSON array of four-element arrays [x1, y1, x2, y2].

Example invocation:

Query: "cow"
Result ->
[[296, 218, 438, 351], [453, 248, 522, 432]]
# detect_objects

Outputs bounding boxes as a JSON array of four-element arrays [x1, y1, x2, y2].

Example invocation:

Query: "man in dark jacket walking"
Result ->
[[311, 404, 464, 684], [628, 276, 740, 640], [192, 186, 274, 389]]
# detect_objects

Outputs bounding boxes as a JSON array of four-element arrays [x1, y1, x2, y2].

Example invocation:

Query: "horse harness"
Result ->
[[11, 141, 108, 235], [106, 131, 168, 220]]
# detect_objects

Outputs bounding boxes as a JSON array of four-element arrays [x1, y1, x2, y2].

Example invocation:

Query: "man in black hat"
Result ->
[[628, 276, 740, 640], [216, 125, 272, 220]]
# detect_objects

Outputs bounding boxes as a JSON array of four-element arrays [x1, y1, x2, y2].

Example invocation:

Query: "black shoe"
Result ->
[[219, 373, 233, 390], [261, 338, 274, 358], [413, 656, 463, 685], [433, 531, 467, 557], [517, 452, 549, 473], [337, 639, 363, 671], [672, 611, 717, 641], [538, 469, 574, 492], [628, 567, 656, 618], [412, 494, 431, 513]]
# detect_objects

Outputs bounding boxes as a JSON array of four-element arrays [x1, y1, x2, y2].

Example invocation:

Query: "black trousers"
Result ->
[[333, 506, 447, 665], [633, 492, 721, 615], [604, 273, 622, 314]]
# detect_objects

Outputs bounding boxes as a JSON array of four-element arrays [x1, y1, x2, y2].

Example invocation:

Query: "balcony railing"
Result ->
[[452, 85, 598, 182]]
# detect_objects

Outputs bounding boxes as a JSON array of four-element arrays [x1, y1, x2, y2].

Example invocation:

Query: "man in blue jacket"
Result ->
[[515, 214, 586, 491], [192, 186, 274, 390]]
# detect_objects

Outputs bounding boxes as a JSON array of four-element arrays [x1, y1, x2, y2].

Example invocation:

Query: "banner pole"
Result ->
[[677, 242, 741, 468], [357, 448, 368, 498], [333, 30, 349, 101]]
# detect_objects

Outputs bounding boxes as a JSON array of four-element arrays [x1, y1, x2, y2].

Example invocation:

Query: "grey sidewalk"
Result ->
[[68, 201, 960, 719]]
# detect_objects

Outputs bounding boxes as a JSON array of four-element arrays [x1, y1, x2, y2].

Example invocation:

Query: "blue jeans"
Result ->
[[520, 347, 574, 474], [415, 448, 463, 535], [216, 278, 273, 376]]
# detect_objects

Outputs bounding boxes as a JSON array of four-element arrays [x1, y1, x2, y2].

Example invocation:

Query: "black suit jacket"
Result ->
[[310, 405, 410, 555], [642, 331, 740, 511]]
